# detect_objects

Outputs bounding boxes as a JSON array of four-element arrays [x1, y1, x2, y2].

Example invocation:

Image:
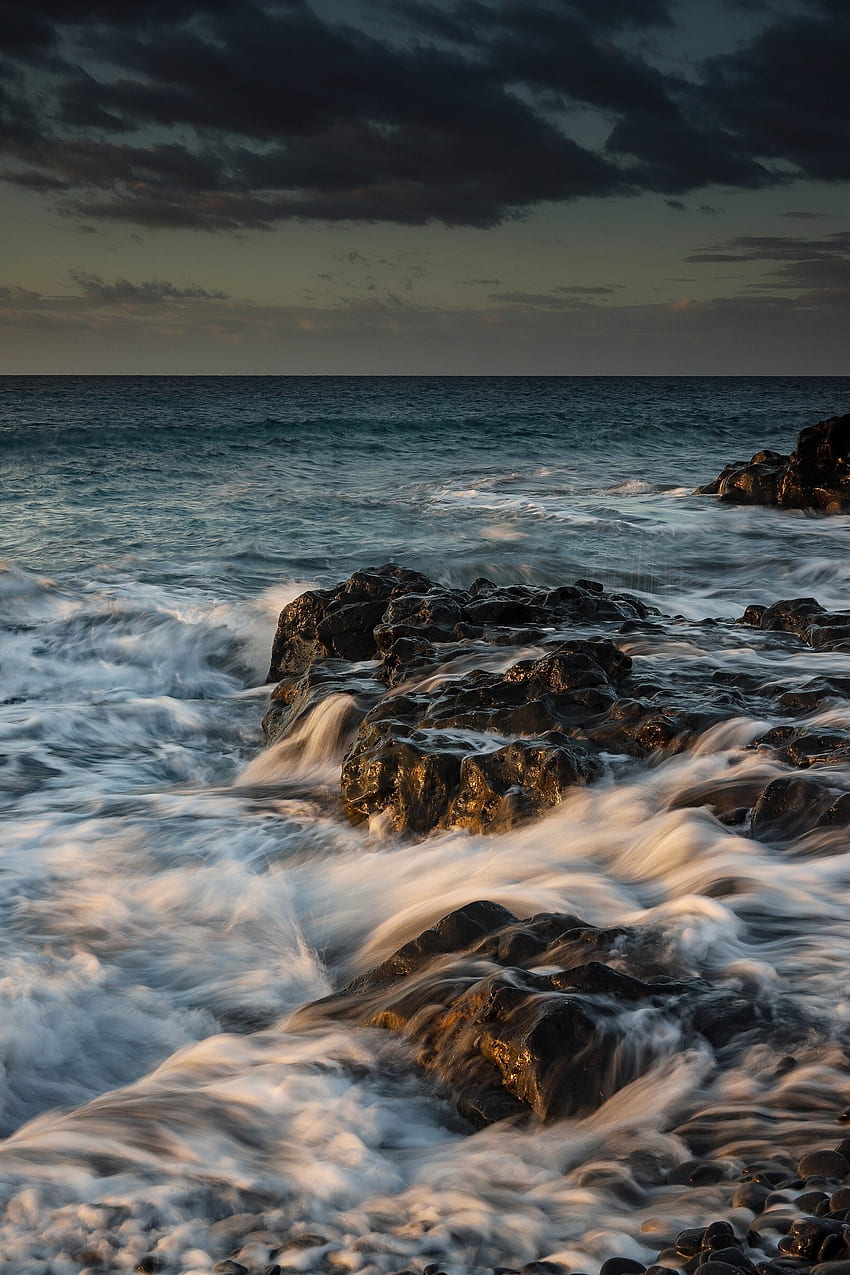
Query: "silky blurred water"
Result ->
[[1, 376, 850, 1275]]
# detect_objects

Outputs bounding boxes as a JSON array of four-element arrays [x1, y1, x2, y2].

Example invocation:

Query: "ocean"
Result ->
[[2, 375, 850, 1275]]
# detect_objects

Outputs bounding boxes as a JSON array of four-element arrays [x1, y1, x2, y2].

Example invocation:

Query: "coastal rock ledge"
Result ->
[[263, 565, 850, 837], [697, 412, 850, 511]]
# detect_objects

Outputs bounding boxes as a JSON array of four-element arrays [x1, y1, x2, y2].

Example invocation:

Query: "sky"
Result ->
[[1, 0, 849, 374]]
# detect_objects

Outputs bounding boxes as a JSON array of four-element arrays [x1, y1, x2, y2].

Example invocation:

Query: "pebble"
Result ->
[[796, 1192, 831, 1213], [676, 1229, 708, 1257], [699, 1263, 745, 1275], [819, 1235, 847, 1262], [598, 1261, 646, 1275], [798, 1152, 850, 1179], [669, 1161, 730, 1187], [701, 1248, 756, 1272], [812, 1264, 850, 1275], [705, 1223, 737, 1243], [212, 1263, 249, 1275], [733, 1183, 771, 1212]]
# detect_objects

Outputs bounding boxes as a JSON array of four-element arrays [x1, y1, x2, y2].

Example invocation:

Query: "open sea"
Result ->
[[2, 374, 850, 1275]]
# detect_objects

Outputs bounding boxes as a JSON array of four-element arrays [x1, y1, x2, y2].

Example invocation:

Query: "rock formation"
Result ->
[[697, 413, 850, 512]]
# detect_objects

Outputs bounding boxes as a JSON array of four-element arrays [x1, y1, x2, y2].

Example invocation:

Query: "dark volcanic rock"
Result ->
[[262, 565, 850, 838], [264, 566, 663, 834], [697, 413, 850, 513], [749, 777, 850, 842], [266, 565, 432, 681], [742, 598, 850, 654], [304, 901, 771, 1127]]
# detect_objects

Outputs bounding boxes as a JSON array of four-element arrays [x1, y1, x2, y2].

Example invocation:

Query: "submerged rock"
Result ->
[[697, 413, 850, 512], [303, 900, 772, 1127]]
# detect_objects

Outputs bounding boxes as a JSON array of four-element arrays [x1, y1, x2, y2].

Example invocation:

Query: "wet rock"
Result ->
[[753, 727, 850, 771], [741, 598, 850, 654], [749, 777, 850, 842], [304, 901, 771, 1127], [677, 1230, 709, 1258], [732, 1183, 771, 1213], [668, 1160, 731, 1187], [697, 452, 788, 506], [264, 567, 663, 835], [698, 414, 850, 513], [797, 1151, 850, 1180], [340, 640, 625, 833], [266, 564, 432, 681], [262, 661, 380, 745]]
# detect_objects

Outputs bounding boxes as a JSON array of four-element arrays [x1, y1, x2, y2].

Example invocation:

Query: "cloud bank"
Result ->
[[0, 0, 847, 231]]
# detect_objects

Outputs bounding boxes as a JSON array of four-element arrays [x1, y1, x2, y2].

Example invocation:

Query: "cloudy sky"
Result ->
[[1, 0, 848, 373]]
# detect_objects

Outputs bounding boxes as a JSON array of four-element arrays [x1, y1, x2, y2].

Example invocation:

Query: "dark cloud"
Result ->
[[554, 284, 622, 294], [685, 230, 850, 304], [0, 0, 846, 230], [489, 288, 600, 308], [68, 271, 228, 302], [702, 5, 850, 181], [396, 0, 674, 39]]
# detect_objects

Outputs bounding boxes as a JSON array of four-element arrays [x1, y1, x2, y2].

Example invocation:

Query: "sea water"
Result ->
[[1, 375, 850, 1275]]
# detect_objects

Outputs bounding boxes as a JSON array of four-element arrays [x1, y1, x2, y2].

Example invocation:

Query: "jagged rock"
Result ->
[[741, 598, 850, 653], [305, 902, 771, 1126], [697, 413, 850, 512], [752, 725, 850, 770], [266, 564, 432, 681], [267, 564, 650, 686], [263, 567, 850, 838], [262, 661, 380, 745], [340, 638, 630, 833]]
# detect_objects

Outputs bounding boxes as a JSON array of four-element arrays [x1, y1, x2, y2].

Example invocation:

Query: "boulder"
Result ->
[[697, 413, 850, 512], [741, 597, 850, 653], [305, 902, 772, 1126]]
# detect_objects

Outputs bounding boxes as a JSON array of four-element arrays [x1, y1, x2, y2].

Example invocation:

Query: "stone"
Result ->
[[749, 777, 847, 842], [697, 414, 850, 513], [797, 1151, 850, 1180], [303, 902, 773, 1127]]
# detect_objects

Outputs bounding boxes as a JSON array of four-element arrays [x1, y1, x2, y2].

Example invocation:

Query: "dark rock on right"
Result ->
[[697, 413, 850, 512], [741, 598, 850, 653]]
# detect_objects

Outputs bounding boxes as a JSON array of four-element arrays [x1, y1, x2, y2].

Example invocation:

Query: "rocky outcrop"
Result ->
[[263, 565, 672, 834], [263, 566, 850, 841], [741, 597, 850, 652], [304, 900, 773, 1127], [697, 413, 850, 512]]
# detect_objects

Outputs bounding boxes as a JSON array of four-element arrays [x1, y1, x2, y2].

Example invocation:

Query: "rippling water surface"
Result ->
[[2, 375, 850, 1275]]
